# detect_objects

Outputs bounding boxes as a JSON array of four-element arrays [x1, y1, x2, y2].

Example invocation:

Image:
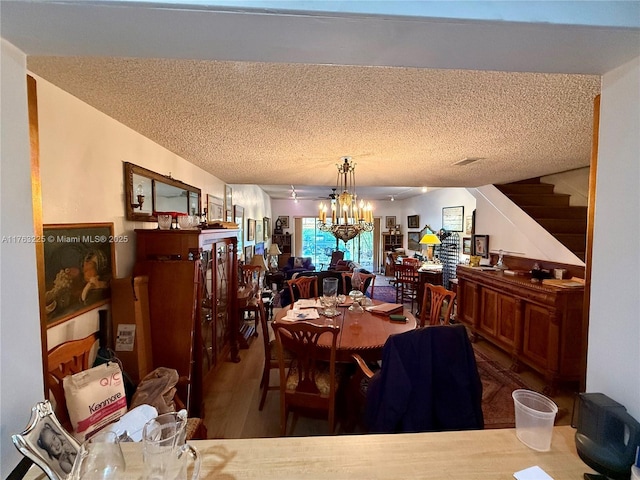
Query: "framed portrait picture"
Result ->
[[407, 215, 420, 229], [255, 220, 263, 242], [247, 218, 256, 241], [278, 215, 289, 229], [12, 401, 81, 480], [442, 206, 464, 232], [40, 223, 115, 328], [385, 216, 396, 229], [472, 234, 489, 258], [244, 245, 254, 263], [206, 194, 223, 222], [408, 232, 421, 251], [263, 217, 271, 239], [462, 237, 472, 255]]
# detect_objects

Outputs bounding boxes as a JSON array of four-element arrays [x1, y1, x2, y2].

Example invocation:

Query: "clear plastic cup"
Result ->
[[512, 389, 558, 451]]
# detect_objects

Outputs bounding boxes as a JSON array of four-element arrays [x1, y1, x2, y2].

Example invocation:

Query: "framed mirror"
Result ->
[[124, 162, 201, 221]]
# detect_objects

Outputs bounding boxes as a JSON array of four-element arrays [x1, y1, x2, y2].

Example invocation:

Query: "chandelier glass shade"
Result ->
[[318, 157, 374, 244]]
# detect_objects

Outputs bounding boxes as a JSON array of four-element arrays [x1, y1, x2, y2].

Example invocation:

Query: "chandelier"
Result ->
[[317, 157, 374, 243]]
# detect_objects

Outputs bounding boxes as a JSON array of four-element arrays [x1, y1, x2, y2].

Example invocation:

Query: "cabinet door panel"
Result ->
[[479, 288, 498, 336], [496, 294, 517, 347], [522, 303, 552, 367], [458, 280, 476, 325]]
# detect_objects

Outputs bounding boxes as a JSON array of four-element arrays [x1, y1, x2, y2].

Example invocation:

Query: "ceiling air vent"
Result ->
[[453, 157, 484, 166]]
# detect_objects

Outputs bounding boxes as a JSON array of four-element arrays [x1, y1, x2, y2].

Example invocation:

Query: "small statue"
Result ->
[[495, 249, 508, 270]]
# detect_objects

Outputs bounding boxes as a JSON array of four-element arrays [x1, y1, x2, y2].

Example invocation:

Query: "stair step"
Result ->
[[553, 233, 586, 252], [496, 183, 555, 195], [506, 193, 570, 207], [522, 206, 588, 219], [536, 217, 587, 234]]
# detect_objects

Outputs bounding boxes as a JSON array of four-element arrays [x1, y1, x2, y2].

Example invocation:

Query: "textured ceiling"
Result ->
[[28, 56, 600, 199]]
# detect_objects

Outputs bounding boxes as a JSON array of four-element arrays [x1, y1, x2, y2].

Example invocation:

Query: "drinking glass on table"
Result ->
[[70, 431, 125, 480], [322, 277, 339, 317]]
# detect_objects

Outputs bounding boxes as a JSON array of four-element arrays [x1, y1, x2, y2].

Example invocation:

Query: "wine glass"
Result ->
[[70, 431, 125, 480], [322, 277, 339, 317]]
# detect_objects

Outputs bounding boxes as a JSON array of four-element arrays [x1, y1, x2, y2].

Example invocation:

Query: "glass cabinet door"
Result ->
[[214, 241, 230, 364], [201, 249, 214, 378]]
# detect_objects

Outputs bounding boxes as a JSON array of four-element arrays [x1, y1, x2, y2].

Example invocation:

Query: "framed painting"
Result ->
[[465, 215, 473, 235], [224, 185, 233, 215], [263, 217, 271, 239], [41, 223, 115, 327], [255, 219, 263, 242], [408, 232, 421, 251], [278, 215, 289, 229], [206, 194, 223, 222], [234, 205, 244, 252], [462, 237, 472, 255], [472, 234, 489, 258], [385, 216, 396, 229], [442, 206, 464, 232], [255, 242, 265, 257], [247, 218, 256, 241], [407, 215, 420, 229]]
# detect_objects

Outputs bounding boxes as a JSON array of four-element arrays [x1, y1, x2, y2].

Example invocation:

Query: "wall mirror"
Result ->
[[124, 162, 201, 221]]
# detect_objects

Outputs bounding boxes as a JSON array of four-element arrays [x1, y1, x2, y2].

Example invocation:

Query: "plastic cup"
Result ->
[[512, 389, 558, 451]]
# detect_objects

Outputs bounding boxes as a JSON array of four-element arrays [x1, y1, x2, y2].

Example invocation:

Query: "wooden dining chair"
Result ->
[[419, 284, 457, 327], [258, 297, 293, 410], [272, 321, 340, 436], [341, 271, 376, 299], [286, 276, 318, 308], [46, 332, 99, 431], [402, 257, 421, 267], [394, 263, 419, 312]]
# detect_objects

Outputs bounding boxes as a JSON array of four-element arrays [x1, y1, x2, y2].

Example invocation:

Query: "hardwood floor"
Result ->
[[203, 277, 577, 438]]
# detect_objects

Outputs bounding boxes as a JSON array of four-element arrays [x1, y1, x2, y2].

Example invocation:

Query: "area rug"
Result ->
[[373, 285, 399, 304], [474, 348, 532, 429]]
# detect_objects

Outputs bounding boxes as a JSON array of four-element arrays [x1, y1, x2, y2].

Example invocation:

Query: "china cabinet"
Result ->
[[133, 228, 239, 417]]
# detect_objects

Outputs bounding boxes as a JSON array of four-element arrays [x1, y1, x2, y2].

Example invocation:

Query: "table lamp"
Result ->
[[267, 243, 282, 271], [250, 254, 268, 287], [419, 230, 441, 262]]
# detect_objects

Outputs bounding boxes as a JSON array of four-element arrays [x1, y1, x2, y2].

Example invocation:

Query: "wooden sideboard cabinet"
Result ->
[[456, 265, 585, 391], [134, 228, 239, 417]]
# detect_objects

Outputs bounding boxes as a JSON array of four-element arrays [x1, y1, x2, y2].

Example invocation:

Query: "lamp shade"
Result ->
[[268, 244, 282, 255], [419, 233, 441, 245], [250, 254, 268, 271]]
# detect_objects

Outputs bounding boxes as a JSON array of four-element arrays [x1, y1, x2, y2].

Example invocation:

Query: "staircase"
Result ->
[[495, 178, 587, 261]]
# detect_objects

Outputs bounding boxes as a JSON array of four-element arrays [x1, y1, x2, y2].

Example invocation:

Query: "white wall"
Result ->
[[587, 56, 640, 418], [229, 184, 273, 258], [32, 76, 232, 350], [542, 168, 590, 207], [0, 39, 45, 476]]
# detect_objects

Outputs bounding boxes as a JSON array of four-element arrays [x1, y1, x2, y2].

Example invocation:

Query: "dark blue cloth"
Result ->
[[365, 324, 484, 433]]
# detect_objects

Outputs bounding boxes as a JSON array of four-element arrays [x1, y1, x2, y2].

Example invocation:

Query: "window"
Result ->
[[300, 218, 374, 271]]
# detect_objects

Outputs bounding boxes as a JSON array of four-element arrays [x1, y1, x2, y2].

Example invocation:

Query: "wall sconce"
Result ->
[[131, 183, 145, 210]]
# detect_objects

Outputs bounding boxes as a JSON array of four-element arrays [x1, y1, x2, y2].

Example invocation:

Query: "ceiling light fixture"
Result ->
[[290, 185, 298, 202], [390, 195, 395, 202], [421, 186, 428, 193], [453, 157, 485, 166], [318, 157, 373, 244]]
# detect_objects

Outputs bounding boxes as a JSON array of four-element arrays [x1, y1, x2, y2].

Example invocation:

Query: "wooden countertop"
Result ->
[[23, 426, 593, 479]]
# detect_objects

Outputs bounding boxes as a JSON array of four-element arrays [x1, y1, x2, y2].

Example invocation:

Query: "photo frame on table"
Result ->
[[278, 215, 289, 229], [408, 232, 421, 251], [442, 206, 464, 232], [40, 223, 115, 328], [206, 194, 223, 222], [263, 217, 271, 239], [247, 219, 256, 241], [12, 401, 80, 480], [472, 234, 489, 258], [407, 215, 420, 229], [462, 237, 472, 255], [385, 216, 396, 229]]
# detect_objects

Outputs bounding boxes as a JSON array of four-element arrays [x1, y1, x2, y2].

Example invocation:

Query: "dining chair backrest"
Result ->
[[402, 257, 420, 267], [420, 283, 456, 327], [241, 264, 262, 286], [341, 272, 376, 298], [273, 320, 340, 435], [47, 332, 99, 431], [257, 297, 278, 411], [286, 276, 318, 307]]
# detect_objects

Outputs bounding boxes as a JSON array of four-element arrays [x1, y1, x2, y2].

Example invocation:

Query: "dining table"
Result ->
[[273, 299, 417, 362]]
